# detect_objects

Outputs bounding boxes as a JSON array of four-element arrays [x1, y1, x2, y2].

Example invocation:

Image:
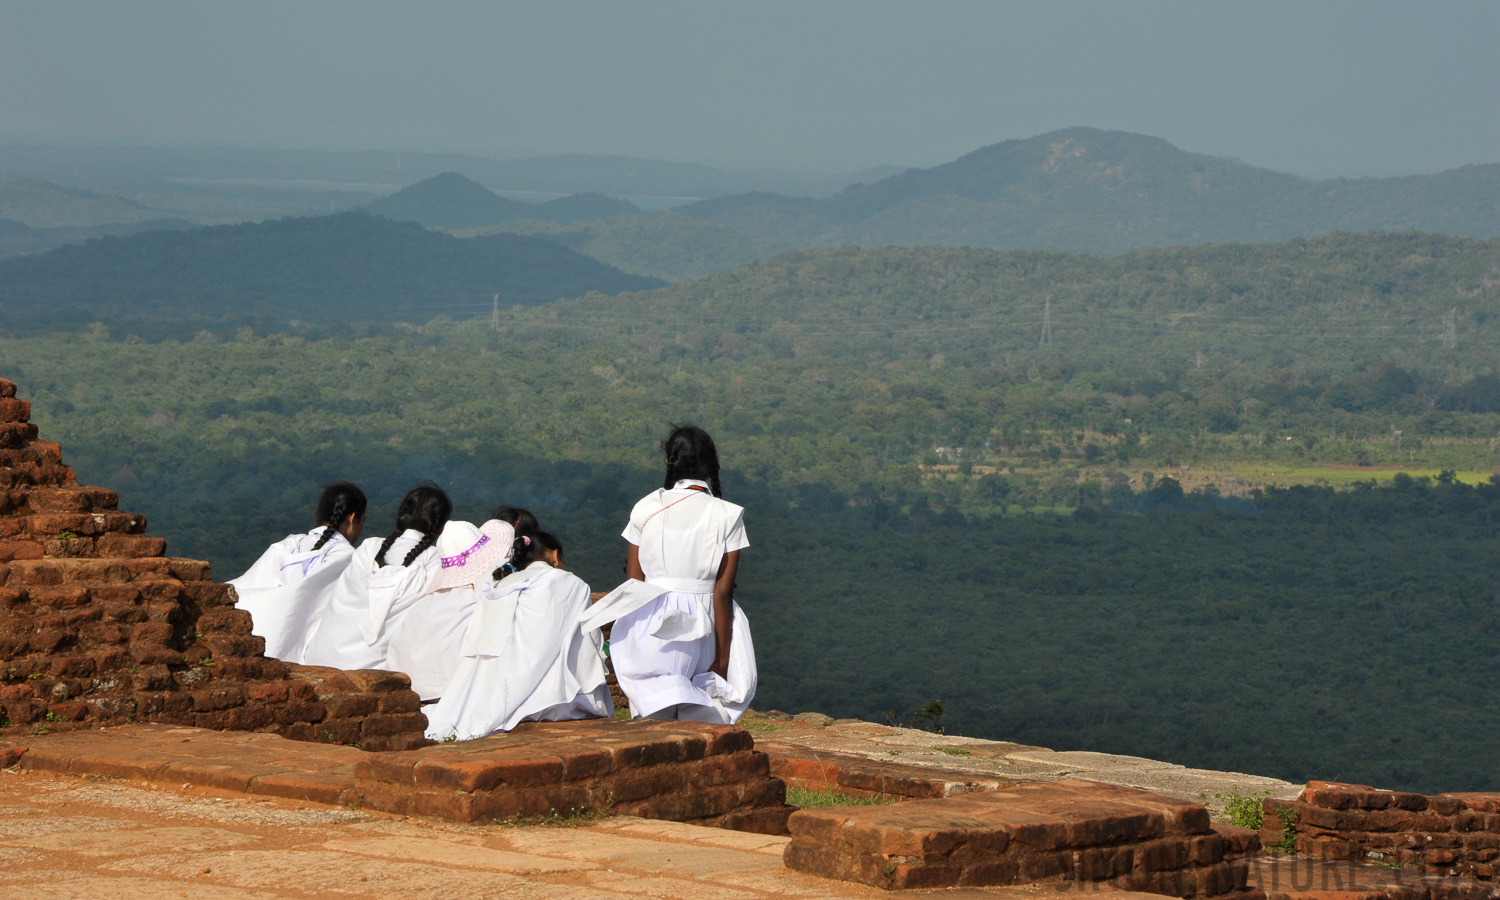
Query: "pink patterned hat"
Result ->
[[427, 519, 515, 592]]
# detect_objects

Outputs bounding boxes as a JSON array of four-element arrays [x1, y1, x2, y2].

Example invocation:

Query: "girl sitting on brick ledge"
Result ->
[[303, 483, 451, 671], [227, 481, 367, 665], [423, 521, 613, 740]]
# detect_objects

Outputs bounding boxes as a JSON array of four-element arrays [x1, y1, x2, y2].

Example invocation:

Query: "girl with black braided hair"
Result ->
[[227, 481, 367, 664], [303, 483, 452, 671], [581, 425, 758, 723]]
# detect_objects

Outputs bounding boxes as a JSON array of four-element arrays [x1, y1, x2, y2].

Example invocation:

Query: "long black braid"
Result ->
[[311, 481, 367, 551], [376, 482, 452, 567], [661, 424, 723, 498]]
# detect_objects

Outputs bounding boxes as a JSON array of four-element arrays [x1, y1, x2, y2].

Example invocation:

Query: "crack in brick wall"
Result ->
[[0, 377, 427, 751]]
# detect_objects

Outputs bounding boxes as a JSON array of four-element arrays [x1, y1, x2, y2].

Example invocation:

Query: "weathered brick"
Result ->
[[92, 584, 142, 604], [273, 701, 326, 725], [195, 608, 253, 635], [130, 647, 184, 666], [360, 712, 427, 739], [131, 622, 175, 644], [343, 669, 412, 693], [27, 630, 69, 653], [48, 699, 89, 721], [132, 667, 175, 691], [4, 701, 41, 724], [246, 681, 291, 704], [323, 693, 379, 719], [0, 398, 30, 421], [84, 648, 130, 673], [94, 534, 166, 558], [313, 719, 363, 745], [25, 585, 89, 609], [237, 704, 274, 730], [168, 559, 212, 582], [191, 686, 247, 712], [0, 541, 44, 562], [201, 635, 263, 658], [80, 622, 128, 644], [47, 656, 96, 678], [180, 581, 235, 606], [194, 708, 246, 730], [376, 691, 420, 714], [28, 487, 117, 513]]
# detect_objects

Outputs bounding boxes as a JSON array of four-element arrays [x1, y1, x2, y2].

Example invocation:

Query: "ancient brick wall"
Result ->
[[1264, 781, 1500, 880], [0, 377, 426, 751]]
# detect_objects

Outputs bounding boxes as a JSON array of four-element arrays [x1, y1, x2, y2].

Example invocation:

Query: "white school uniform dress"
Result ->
[[301, 529, 441, 672], [423, 561, 613, 741], [582, 479, 757, 723], [227, 527, 354, 664], [386, 584, 479, 701]]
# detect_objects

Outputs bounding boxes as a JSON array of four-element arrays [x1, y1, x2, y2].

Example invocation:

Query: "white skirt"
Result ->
[[608, 591, 757, 723]]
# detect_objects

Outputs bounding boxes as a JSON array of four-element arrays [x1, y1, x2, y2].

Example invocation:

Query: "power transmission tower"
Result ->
[[491, 294, 500, 332], [1443, 307, 1457, 349], [1039, 296, 1052, 350]]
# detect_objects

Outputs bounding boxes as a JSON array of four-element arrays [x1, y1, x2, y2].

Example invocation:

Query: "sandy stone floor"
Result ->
[[0, 766, 1127, 900]]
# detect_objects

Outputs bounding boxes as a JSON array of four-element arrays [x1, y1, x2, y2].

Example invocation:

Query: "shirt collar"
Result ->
[[671, 479, 711, 492]]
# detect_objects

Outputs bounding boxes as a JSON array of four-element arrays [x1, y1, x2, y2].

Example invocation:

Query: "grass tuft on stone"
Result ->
[[785, 784, 898, 808]]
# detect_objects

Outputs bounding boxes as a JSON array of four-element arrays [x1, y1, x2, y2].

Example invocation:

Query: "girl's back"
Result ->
[[228, 527, 356, 663], [626, 487, 747, 584], [302, 530, 440, 671], [424, 562, 611, 740]]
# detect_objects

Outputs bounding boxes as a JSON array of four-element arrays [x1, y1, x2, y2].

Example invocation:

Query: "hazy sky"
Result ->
[[2, 1, 1496, 177]]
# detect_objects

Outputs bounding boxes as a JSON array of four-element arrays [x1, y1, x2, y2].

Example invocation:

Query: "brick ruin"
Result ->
[[0, 377, 428, 751], [1265, 781, 1500, 880]]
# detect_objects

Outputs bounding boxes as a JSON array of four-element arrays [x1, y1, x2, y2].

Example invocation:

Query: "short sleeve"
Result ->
[[621, 494, 655, 544], [723, 506, 749, 554]]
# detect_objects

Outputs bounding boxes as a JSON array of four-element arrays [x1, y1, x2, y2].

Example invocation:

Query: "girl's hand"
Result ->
[[709, 656, 729, 679]]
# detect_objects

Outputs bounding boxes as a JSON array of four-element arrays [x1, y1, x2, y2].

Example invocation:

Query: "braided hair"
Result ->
[[493, 522, 562, 580], [376, 482, 452, 567], [661, 424, 722, 498], [311, 481, 367, 551]]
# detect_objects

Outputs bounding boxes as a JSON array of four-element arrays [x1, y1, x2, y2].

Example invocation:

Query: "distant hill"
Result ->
[[368, 174, 642, 228], [365, 172, 538, 228], [679, 128, 1500, 252], [0, 179, 170, 229], [0, 211, 664, 336], [529, 192, 640, 224]]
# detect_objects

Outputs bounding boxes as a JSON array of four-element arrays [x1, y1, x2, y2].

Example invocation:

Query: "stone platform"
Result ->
[[0, 717, 793, 833], [0, 760, 1199, 900], [749, 715, 1301, 816], [784, 778, 1262, 896]]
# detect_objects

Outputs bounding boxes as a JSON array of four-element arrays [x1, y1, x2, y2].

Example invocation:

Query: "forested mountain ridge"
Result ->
[[679, 128, 1500, 252], [0, 210, 665, 336]]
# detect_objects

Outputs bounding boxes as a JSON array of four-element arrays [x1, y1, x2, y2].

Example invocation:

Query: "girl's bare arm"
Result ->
[[709, 550, 739, 678], [626, 543, 645, 581]]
